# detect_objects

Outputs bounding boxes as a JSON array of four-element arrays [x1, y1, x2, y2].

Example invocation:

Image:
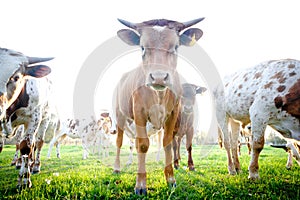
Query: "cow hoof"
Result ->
[[32, 166, 41, 174], [248, 174, 260, 181], [174, 164, 179, 170], [135, 188, 147, 195], [189, 166, 195, 171], [113, 170, 120, 174], [168, 182, 177, 188]]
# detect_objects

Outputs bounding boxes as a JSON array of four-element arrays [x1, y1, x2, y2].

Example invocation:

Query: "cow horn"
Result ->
[[27, 57, 54, 65], [182, 17, 205, 29], [270, 144, 288, 151], [118, 18, 137, 29]]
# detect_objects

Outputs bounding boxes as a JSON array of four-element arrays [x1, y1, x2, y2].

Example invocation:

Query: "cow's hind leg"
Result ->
[[230, 120, 241, 173], [248, 118, 266, 180]]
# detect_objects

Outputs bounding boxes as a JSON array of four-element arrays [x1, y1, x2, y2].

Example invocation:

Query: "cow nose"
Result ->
[[149, 72, 169, 84]]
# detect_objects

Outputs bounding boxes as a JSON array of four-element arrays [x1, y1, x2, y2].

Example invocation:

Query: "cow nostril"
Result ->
[[150, 73, 155, 81], [164, 73, 169, 81]]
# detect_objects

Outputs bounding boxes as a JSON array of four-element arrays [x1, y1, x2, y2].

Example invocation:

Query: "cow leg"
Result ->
[[127, 138, 134, 165], [186, 129, 194, 171], [17, 138, 33, 188], [32, 117, 50, 174], [114, 126, 124, 173], [163, 131, 176, 187], [172, 136, 180, 169], [156, 130, 162, 162], [11, 143, 20, 166], [135, 136, 149, 195], [230, 120, 241, 173], [220, 117, 236, 175], [11, 126, 23, 167], [286, 148, 293, 170], [246, 137, 251, 155], [248, 118, 266, 180]]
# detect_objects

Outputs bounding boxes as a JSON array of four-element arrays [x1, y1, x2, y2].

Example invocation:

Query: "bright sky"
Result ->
[[1, 0, 300, 136]]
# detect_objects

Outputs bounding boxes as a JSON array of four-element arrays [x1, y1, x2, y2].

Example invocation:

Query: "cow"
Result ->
[[113, 18, 204, 195], [0, 47, 53, 188], [214, 59, 300, 180], [172, 83, 206, 171], [47, 112, 113, 159]]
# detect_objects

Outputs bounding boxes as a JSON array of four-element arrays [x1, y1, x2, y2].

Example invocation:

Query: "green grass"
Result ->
[[0, 144, 299, 199]]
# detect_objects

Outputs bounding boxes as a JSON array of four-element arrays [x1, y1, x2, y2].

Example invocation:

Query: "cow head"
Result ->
[[0, 48, 53, 121], [117, 18, 204, 91], [181, 83, 207, 114]]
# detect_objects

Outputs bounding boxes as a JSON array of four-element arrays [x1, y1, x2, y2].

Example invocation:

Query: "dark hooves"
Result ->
[[168, 182, 177, 188], [189, 166, 195, 171], [135, 188, 147, 195], [113, 170, 121, 174]]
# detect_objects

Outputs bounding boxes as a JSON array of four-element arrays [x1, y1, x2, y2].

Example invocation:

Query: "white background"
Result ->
[[1, 0, 299, 135]]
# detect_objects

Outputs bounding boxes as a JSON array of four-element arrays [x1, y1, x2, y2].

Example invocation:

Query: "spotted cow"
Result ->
[[0, 48, 53, 188], [173, 83, 206, 171], [113, 18, 204, 195], [215, 59, 300, 180], [47, 112, 113, 159]]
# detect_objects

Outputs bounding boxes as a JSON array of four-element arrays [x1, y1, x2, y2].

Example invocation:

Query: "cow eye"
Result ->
[[141, 46, 145, 56], [10, 75, 20, 83], [13, 75, 20, 82]]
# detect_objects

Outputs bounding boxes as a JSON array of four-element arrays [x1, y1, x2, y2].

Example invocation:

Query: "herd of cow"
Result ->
[[0, 18, 299, 195]]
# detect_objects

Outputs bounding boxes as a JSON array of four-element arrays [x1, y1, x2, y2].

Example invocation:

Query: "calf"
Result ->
[[215, 59, 300, 180], [0, 47, 53, 188], [47, 112, 113, 159], [113, 18, 204, 194], [173, 83, 206, 171]]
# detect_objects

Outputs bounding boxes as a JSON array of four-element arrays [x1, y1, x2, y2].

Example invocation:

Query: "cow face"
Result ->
[[181, 83, 207, 113], [0, 48, 52, 120], [117, 18, 204, 91]]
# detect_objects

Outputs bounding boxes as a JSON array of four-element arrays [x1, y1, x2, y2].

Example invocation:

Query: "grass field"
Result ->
[[0, 143, 299, 199]]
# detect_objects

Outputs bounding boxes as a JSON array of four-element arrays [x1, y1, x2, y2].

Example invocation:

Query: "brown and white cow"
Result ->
[[0, 48, 53, 188], [47, 112, 113, 159], [215, 59, 300, 180], [173, 83, 206, 171], [113, 18, 204, 195]]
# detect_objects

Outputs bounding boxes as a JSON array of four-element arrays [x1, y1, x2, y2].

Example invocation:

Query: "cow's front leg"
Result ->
[[135, 124, 149, 195], [248, 122, 266, 180], [32, 139, 43, 173], [163, 131, 176, 187], [186, 129, 194, 171], [18, 138, 33, 188]]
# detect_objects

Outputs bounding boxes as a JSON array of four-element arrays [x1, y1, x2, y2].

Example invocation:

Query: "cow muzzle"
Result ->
[[147, 71, 170, 91]]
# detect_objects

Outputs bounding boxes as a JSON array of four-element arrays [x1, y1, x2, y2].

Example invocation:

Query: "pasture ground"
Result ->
[[0, 144, 299, 199]]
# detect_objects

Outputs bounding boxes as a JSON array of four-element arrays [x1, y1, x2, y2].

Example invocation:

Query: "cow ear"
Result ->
[[25, 65, 51, 78], [117, 29, 140, 46], [180, 28, 203, 46], [196, 86, 207, 94]]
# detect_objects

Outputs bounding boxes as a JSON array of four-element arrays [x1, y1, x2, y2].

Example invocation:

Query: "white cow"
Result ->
[[47, 112, 113, 159], [0, 47, 53, 188], [215, 59, 300, 180]]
